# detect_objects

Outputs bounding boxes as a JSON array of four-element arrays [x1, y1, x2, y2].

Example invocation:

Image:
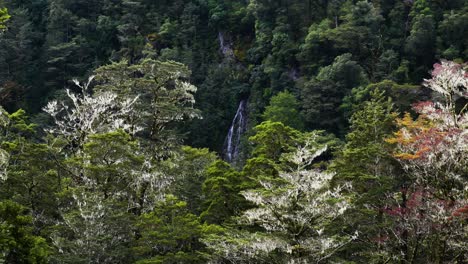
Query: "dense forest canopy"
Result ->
[[0, 0, 467, 263]]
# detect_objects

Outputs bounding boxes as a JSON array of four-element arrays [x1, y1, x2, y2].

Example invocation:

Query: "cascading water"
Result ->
[[223, 99, 248, 163], [218, 31, 235, 60]]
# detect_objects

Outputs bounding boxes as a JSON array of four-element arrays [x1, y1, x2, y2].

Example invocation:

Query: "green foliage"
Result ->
[[374, 50, 400, 81], [78, 130, 144, 198], [0, 108, 59, 235], [0, 200, 50, 263], [262, 17, 297, 92], [301, 53, 368, 134], [341, 80, 422, 119], [404, 0, 438, 80], [93, 58, 200, 158], [316, 53, 368, 87], [262, 91, 304, 130], [0, 0, 467, 263], [331, 89, 401, 262], [405, 7, 435, 58], [5, 109, 36, 135], [249, 121, 302, 161], [1, 0, 466, 150], [242, 156, 280, 183], [298, 1, 383, 77], [187, 64, 249, 150], [0, 7, 9, 30], [248, 121, 340, 168], [297, 19, 334, 73], [50, 131, 143, 263], [0, 8, 37, 109], [333, 89, 398, 188], [170, 146, 217, 214], [134, 195, 222, 264], [436, 5, 468, 60], [201, 160, 252, 224]]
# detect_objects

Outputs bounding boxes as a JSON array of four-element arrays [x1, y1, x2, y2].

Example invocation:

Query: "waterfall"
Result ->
[[223, 100, 248, 163], [218, 31, 234, 60]]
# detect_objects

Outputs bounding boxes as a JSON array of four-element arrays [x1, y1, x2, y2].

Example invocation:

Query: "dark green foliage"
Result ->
[[0, 109, 60, 234], [249, 121, 302, 161], [298, 1, 384, 78], [93, 58, 200, 158], [0, 200, 50, 263], [0, 8, 41, 111], [201, 160, 252, 224], [404, 0, 437, 80], [341, 80, 423, 119], [301, 53, 368, 134], [170, 146, 217, 214], [0, 0, 466, 146], [134, 195, 222, 264], [262, 91, 304, 130], [436, 5, 468, 60], [331, 89, 401, 262], [187, 63, 249, 151]]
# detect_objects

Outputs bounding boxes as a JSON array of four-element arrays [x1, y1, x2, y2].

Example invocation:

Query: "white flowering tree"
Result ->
[[43, 58, 201, 200], [385, 60, 468, 262], [43, 59, 201, 262], [388, 60, 467, 188], [93, 59, 200, 159], [422, 60, 468, 126], [43, 76, 139, 152], [205, 135, 355, 263], [44, 59, 200, 159]]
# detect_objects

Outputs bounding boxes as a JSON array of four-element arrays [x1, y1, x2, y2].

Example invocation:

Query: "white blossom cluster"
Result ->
[[206, 137, 354, 263], [423, 60, 468, 100], [242, 140, 351, 229], [52, 190, 131, 263], [43, 76, 140, 147], [397, 60, 468, 187], [402, 104, 467, 186], [204, 231, 288, 263], [128, 159, 175, 211]]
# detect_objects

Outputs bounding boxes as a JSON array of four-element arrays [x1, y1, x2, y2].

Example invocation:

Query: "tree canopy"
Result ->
[[0, 0, 467, 263]]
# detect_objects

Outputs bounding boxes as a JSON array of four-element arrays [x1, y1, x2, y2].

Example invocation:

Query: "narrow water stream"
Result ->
[[223, 99, 247, 162]]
